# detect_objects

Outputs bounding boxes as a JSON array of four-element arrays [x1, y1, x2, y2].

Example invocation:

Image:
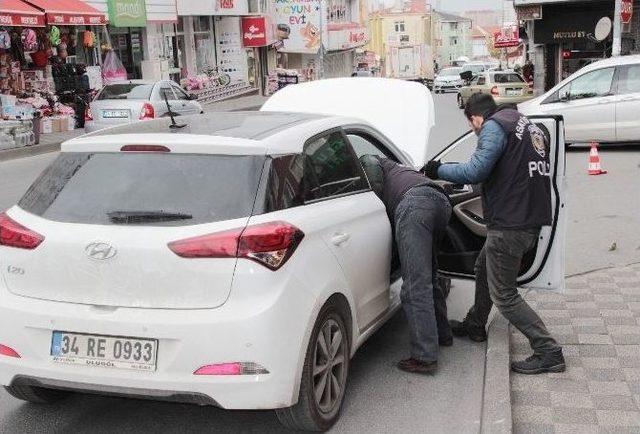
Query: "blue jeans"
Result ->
[[395, 185, 452, 362]]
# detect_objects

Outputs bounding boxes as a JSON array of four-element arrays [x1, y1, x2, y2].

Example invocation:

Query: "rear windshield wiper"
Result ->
[[107, 210, 193, 224]]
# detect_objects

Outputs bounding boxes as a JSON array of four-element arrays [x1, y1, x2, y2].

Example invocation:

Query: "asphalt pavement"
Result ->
[[0, 93, 639, 433]]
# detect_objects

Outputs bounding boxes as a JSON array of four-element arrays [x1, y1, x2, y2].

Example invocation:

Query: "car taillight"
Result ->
[[491, 86, 499, 96], [139, 103, 155, 120], [194, 362, 269, 376], [0, 213, 44, 250], [84, 105, 93, 121], [0, 344, 21, 358], [168, 221, 304, 271]]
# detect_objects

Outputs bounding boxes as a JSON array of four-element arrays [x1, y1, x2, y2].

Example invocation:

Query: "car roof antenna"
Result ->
[[163, 90, 187, 130]]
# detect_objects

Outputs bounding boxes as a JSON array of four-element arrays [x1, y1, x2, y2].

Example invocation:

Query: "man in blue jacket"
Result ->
[[424, 94, 564, 375]]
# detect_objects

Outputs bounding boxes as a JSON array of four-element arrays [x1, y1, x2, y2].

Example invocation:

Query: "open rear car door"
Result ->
[[434, 115, 567, 291]]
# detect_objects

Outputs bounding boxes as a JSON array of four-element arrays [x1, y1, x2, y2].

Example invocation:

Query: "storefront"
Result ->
[[1, 0, 107, 150], [518, 0, 613, 92], [105, 0, 147, 79]]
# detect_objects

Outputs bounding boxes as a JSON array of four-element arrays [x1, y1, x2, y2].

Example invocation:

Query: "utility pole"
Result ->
[[613, 0, 622, 56]]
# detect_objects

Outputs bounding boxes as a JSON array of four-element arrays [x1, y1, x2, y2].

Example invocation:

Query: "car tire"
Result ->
[[457, 94, 465, 109], [275, 300, 350, 432], [4, 385, 70, 404]]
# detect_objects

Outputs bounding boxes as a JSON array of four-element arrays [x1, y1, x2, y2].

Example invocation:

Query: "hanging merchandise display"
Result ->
[[21, 28, 37, 51], [49, 26, 61, 46], [102, 50, 127, 83]]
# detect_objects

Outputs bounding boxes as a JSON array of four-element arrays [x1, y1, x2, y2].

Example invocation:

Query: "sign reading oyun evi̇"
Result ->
[[108, 0, 146, 27], [273, 0, 321, 53]]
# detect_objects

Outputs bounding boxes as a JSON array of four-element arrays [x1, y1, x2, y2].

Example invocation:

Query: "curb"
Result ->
[[480, 314, 512, 434], [0, 142, 62, 162]]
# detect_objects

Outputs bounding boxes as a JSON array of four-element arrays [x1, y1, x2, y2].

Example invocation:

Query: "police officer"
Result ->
[[360, 155, 452, 375], [424, 94, 565, 375]]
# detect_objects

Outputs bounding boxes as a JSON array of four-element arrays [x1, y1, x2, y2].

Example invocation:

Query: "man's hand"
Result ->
[[424, 160, 442, 180]]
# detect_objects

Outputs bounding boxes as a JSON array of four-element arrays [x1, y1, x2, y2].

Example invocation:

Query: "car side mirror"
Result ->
[[559, 90, 570, 102]]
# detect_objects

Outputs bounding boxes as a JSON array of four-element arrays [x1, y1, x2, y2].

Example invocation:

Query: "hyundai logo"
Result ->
[[85, 242, 117, 261]]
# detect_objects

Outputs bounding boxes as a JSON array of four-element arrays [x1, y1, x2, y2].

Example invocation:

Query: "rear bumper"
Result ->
[[0, 271, 317, 410], [84, 119, 133, 133]]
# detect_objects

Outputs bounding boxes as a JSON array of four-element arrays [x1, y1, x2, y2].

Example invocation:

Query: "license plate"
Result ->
[[51, 331, 158, 371], [102, 110, 129, 118], [506, 89, 522, 96]]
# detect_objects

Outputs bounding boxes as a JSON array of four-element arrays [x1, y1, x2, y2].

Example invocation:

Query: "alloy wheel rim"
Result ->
[[312, 318, 346, 414]]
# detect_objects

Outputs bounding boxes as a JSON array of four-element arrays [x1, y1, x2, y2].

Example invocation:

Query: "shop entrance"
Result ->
[[109, 28, 144, 79]]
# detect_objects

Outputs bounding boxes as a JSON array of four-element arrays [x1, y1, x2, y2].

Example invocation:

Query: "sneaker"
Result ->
[[450, 319, 488, 342], [397, 358, 438, 375], [511, 349, 566, 375]]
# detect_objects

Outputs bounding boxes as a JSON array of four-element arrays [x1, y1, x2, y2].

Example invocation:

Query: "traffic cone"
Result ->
[[588, 142, 607, 175]]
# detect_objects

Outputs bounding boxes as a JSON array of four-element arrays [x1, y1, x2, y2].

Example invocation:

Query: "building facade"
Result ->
[[432, 11, 472, 67], [272, 0, 369, 79], [515, 0, 624, 94]]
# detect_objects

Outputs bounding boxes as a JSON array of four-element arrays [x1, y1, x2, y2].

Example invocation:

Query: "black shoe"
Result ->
[[511, 349, 566, 375], [397, 358, 438, 375], [450, 319, 488, 342], [439, 337, 453, 347]]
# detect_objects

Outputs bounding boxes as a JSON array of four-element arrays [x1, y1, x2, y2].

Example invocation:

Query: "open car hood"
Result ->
[[261, 78, 435, 168]]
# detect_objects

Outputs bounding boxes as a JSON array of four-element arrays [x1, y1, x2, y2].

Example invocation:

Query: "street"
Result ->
[[0, 93, 639, 432]]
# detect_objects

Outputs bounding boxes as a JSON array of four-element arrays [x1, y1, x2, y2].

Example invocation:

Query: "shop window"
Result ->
[[394, 21, 405, 32]]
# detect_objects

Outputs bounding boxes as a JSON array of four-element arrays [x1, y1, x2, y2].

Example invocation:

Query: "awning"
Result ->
[[0, 0, 46, 27], [24, 0, 107, 25]]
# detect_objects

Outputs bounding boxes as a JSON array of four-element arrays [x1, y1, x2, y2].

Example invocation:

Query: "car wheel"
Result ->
[[457, 94, 465, 109], [4, 385, 70, 404], [276, 301, 350, 432]]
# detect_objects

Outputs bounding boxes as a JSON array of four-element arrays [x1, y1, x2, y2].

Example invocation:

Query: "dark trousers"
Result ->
[[466, 229, 561, 354], [395, 186, 452, 362]]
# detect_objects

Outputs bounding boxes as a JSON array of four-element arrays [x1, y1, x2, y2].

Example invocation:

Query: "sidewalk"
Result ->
[[510, 264, 640, 433], [0, 94, 269, 162]]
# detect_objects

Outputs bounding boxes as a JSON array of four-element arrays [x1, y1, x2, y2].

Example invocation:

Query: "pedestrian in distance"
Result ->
[[359, 155, 452, 375], [424, 93, 565, 375]]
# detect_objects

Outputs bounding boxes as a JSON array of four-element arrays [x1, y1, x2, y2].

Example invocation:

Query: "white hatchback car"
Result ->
[[519, 54, 640, 145], [0, 79, 567, 431]]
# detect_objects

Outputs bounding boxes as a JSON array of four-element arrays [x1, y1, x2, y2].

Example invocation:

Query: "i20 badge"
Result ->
[[85, 242, 118, 261]]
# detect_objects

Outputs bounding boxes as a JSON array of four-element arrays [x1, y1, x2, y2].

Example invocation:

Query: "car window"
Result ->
[[97, 84, 154, 100], [346, 133, 395, 160], [159, 85, 176, 101], [565, 68, 615, 100], [304, 132, 368, 202], [477, 76, 486, 85], [19, 153, 265, 226], [616, 64, 640, 95], [262, 154, 305, 212], [172, 85, 190, 100], [493, 73, 524, 83], [469, 76, 479, 85]]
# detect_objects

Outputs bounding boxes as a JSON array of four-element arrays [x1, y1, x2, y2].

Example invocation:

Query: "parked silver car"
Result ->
[[84, 80, 204, 133]]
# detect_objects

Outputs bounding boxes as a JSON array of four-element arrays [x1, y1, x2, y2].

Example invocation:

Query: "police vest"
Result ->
[[482, 107, 552, 230]]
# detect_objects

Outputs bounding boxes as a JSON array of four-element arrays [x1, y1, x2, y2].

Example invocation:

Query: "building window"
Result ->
[[394, 21, 405, 32], [194, 17, 215, 74], [450, 36, 458, 46], [327, 0, 350, 23], [449, 22, 458, 31]]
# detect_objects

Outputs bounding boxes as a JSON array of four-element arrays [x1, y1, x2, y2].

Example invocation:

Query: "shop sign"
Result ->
[[534, 10, 612, 44], [516, 5, 542, 21], [108, 0, 147, 27], [621, 0, 633, 24], [177, 0, 248, 16], [242, 16, 269, 47], [493, 25, 519, 48], [273, 0, 322, 54], [46, 13, 106, 25], [0, 13, 45, 27], [326, 25, 369, 51]]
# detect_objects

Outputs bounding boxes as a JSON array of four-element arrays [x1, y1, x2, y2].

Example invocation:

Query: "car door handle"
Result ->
[[331, 233, 350, 246]]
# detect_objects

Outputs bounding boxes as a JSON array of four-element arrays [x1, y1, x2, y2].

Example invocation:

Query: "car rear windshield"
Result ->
[[492, 73, 524, 84], [97, 84, 154, 100], [19, 152, 265, 226], [440, 68, 462, 76]]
